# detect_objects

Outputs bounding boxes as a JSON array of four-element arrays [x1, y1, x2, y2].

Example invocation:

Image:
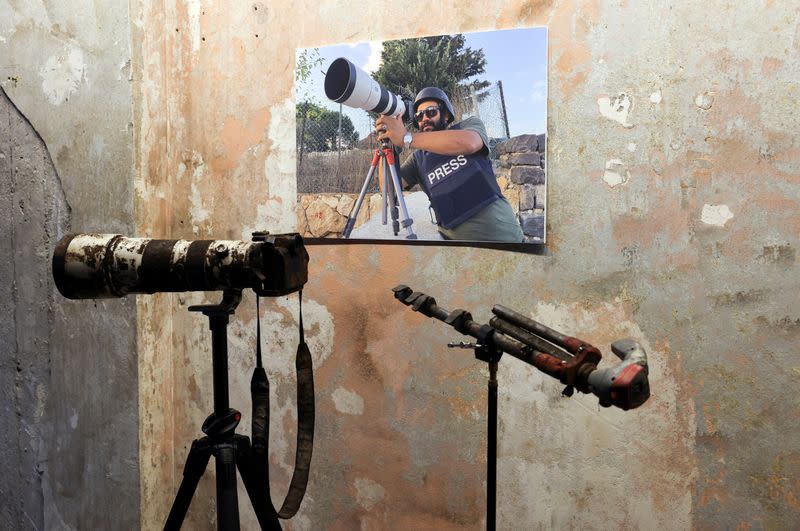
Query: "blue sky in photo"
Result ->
[[296, 26, 547, 138]]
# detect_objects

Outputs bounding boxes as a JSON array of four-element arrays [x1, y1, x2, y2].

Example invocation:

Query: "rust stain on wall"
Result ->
[[130, 0, 800, 529]]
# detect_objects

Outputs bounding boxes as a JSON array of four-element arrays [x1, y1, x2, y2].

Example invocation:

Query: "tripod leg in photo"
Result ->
[[386, 156, 417, 239], [343, 151, 379, 238], [384, 158, 400, 235], [380, 156, 388, 225]]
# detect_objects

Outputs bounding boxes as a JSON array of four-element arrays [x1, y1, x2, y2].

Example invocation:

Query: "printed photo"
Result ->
[[295, 27, 547, 244]]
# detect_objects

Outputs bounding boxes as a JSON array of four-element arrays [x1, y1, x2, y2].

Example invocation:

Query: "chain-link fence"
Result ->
[[450, 81, 511, 154], [296, 81, 511, 194]]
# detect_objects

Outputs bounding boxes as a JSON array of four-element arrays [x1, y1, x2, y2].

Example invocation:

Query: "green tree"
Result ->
[[296, 102, 359, 153], [372, 35, 489, 100], [295, 48, 323, 102]]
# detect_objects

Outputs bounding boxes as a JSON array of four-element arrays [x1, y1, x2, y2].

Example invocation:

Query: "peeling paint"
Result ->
[[701, 204, 734, 227], [695, 91, 715, 110], [355, 477, 385, 510], [186, 0, 202, 52], [597, 93, 634, 128], [602, 159, 629, 187], [650, 89, 662, 103], [39, 46, 86, 105], [261, 295, 335, 373], [176, 161, 186, 182], [758, 244, 795, 265], [262, 97, 298, 233], [332, 386, 365, 415]]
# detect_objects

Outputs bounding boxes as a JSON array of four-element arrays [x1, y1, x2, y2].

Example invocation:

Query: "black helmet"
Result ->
[[413, 87, 455, 125]]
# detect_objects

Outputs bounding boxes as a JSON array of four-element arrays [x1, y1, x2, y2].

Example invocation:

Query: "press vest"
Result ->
[[413, 124, 504, 229]]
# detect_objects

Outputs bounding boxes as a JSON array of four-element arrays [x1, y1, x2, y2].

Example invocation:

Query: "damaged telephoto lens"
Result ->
[[52, 233, 308, 299]]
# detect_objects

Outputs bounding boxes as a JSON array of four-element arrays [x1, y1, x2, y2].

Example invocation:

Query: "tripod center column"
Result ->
[[208, 311, 232, 414]]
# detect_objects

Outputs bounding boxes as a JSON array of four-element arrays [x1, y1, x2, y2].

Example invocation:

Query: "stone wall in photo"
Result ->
[[494, 133, 547, 242]]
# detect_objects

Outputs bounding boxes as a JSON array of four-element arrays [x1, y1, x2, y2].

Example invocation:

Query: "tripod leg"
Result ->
[[164, 438, 212, 531], [234, 436, 282, 531], [386, 161, 417, 239], [487, 362, 498, 531], [215, 442, 241, 531], [380, 159, 388, 225], [343, 153, 379, 238], [384, 159, 400, 235]]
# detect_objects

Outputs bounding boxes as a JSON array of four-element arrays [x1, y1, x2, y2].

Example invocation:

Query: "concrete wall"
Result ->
[[2, 0, 799, 529], [0, 1, 138, 529]]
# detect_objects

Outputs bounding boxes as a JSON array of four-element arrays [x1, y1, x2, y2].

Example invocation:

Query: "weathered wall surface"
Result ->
[[134, 0, 800, 530], [0, 2, 139, 529], [2, 0, 799, 529]]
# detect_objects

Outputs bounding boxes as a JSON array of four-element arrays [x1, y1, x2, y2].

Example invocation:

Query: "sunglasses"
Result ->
[[415, 106, 440, 122]]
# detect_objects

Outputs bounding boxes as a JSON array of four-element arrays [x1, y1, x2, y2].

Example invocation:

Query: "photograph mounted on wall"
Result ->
[[294, 27, 547, 244]]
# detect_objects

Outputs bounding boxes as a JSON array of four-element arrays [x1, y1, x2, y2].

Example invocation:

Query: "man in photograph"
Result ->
[[376, 87, 524, 242]]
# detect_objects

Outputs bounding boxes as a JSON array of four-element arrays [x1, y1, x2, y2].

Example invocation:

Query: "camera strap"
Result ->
[[251, 291, 315, 520]]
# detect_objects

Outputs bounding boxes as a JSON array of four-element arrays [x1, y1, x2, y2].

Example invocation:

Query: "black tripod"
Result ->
[[164, 289, 281, 531], [448, 328, 502, 531]]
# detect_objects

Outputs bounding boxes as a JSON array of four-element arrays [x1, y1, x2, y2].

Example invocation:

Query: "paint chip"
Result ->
[[695, 92, 714, 110], [597, 93, 634, 128], [627, 142, 637, 152], [187, 0, 202, 52], [603, 159, 629, 187], [355, 478, 385, 510], [188, 153, 210, 228], [331, 387, 364, 415], [650, 90, 662, 103], [701, 204, 733, 226], [40, 46, 86, 105], [262, 98, 299, 233]]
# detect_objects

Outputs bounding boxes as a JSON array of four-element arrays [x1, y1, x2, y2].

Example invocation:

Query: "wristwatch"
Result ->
[[403, 132, 413, 150]]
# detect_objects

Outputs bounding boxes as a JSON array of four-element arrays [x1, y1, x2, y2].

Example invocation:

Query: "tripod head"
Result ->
[[392, 285, 650, 411]]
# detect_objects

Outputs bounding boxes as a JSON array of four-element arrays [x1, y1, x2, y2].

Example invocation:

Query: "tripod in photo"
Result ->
[[342, 139, 417, 239]]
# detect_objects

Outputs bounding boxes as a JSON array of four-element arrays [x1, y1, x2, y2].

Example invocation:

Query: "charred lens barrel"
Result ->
[[52, 233, 308, 299]]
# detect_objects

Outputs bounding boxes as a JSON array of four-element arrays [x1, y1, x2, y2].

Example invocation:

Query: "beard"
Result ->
[[420, 115, 448, 132]]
